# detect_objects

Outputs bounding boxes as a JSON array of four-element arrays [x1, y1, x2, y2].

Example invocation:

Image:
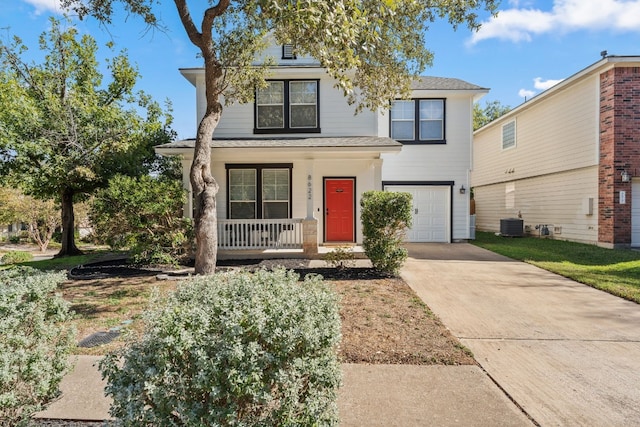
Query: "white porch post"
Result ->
[[182, 159, 193, 219], [303, 162, 318, 255], [372, 158, 383, 190]]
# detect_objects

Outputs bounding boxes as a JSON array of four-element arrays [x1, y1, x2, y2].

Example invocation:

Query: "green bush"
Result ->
[[0, 267, 75, 425], [323, 246, 356, 269], [1, 250, 34, 264], [361, 191, 412, 275], [91, 174, 192, 265], [100, 268, 342, 426]]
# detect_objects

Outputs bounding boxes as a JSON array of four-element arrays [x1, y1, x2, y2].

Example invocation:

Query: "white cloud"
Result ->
[[470, 0, 640, 44], [533, 77, 563, 90], [23, 0, 63, 14], [518, 88, 536, 99]]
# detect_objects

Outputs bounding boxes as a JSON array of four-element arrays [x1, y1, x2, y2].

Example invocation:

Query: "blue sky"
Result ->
[[2, 0, 640, 140]]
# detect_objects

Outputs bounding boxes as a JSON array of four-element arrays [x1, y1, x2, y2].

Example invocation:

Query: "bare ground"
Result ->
[[62, 264, 474, 365]]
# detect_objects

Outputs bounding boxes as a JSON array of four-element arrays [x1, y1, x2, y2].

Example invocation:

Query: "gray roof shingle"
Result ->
[[411, 76, 488, 91]]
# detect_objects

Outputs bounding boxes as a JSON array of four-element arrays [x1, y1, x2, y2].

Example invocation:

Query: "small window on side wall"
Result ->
[[502, 120, 516, 150]]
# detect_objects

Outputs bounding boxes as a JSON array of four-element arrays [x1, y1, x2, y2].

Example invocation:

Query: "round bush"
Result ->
[[100, 268, 342, 426], [0, 267, 75, 425], [1, 250, 34, 265]]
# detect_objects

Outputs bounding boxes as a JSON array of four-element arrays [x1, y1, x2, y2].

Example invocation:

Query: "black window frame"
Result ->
[[254, 79, 321, 134], [389, 98, 446, 144], [226, 163, 294, 219], [282, 44, 296, 60]]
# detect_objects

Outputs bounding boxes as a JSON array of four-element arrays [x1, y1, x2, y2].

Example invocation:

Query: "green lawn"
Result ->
[[472, 232, 640, 304], [0, 250, 115, 272]]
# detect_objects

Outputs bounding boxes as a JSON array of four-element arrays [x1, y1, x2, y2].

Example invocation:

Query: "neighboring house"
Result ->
[[472, 55, 640, 248], [156, 41, 487, 256]]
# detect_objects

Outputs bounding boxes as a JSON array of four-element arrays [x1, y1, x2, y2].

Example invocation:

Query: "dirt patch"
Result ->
[[63, 264, 474, 365]]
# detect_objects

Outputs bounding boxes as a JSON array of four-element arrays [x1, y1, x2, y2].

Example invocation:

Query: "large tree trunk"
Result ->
[[190, 106, 221, 275], [57, 187, 81, 257]]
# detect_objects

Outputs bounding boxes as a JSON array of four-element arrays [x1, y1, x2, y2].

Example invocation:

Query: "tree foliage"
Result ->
[[0, 187, 61, 252], [361, 190, 412, 275], [60, 0, 498, 274], [0, 17, 174, 257], [473, 99, 511, 130], [91, 173, 192, 265]]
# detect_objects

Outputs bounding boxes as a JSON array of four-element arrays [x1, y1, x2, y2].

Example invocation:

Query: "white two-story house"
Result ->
[[156, 42, 487, 257]]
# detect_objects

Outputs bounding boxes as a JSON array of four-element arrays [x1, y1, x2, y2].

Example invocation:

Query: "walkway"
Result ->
[[401, 243, 640, 426]]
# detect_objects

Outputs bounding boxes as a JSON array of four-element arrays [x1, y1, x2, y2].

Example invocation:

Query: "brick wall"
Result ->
[[599, 66, 640, 247]]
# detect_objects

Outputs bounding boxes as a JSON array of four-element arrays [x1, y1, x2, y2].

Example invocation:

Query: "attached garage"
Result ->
[[633, 180, 640, 247], [384, 184, 451, 243]]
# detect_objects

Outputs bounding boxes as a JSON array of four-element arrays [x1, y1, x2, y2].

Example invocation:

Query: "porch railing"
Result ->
[[217, 218, 304, 250]]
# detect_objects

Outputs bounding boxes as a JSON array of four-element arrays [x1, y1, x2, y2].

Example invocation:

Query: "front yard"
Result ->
[[472, 231, 640, 304]]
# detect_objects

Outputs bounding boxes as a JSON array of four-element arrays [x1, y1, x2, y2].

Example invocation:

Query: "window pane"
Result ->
[[263, 202, 288, 219], [230, 202, 255, 219], [257, 82, 284, 104], [290, 105, 317, 128], [229, 169, 256, 201], [391, 101, 414, 120], [420, 120, 443, 140], [290, 81, 317, 104], [263, 170, 289, 202], [391, 121, 414, 140], [257, 105, 284, 128], [419, 100, 443, 119]]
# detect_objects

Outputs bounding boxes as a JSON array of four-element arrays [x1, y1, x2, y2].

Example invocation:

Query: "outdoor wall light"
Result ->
[[621, 170, 631, 183], [459, 185, 466, 194]]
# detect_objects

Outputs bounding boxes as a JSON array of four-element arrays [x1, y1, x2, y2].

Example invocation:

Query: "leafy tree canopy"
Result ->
[[0, 17, 174, 255], [473, 99, 511, 130]]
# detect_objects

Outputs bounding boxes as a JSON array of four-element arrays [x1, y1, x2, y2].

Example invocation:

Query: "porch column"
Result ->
[[302, 218, 318, 256], [182, 159, 193, 219], [372, 159, 383, 190]]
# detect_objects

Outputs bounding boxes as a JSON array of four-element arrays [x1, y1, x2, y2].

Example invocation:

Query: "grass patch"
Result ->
[[472, 232, 640, 303]]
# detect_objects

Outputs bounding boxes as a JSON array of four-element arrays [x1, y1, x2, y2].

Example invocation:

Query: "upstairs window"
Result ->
[[282, 44, 296, 60], [502, 120, 516, 150], [390, 99, 445, 143], [255, 80, 320, 133]]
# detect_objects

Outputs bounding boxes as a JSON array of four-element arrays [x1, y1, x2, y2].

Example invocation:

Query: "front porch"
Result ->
[[217, 218, 365, 260]]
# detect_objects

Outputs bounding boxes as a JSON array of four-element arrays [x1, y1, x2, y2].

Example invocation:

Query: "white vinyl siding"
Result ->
[[473, 75, 599, 188], [473, 166, 599, 244], [502, 120, 516, 150]]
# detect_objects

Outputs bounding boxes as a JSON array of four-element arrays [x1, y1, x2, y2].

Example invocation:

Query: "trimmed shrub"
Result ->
[[100, 268, 342, 426], [0, 267, 75, 426], [1, 250, 34, 265], [361, 191, 412, 275], [323, 246, 356, 269]]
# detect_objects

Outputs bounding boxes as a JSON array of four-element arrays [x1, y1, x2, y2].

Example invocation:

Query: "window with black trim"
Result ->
[[227, 164, 292, 219], [254, 80, 320, 133], [390, 98, 445, 143]]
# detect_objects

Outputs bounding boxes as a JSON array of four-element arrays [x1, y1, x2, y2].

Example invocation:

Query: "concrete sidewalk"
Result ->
[[35, 357, 531, 425], [401, 243, 640, 426]]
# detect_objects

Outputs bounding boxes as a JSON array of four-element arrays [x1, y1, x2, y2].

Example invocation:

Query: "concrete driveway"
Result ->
[[401, 243, 640, 426]]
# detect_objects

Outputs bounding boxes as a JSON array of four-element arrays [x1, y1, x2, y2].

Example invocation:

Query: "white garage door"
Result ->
[[385, 185, 450, 243], [632, 180, 640, 247]]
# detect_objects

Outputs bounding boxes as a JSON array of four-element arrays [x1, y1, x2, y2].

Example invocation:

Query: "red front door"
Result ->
[[325, 178, 355, 242]]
